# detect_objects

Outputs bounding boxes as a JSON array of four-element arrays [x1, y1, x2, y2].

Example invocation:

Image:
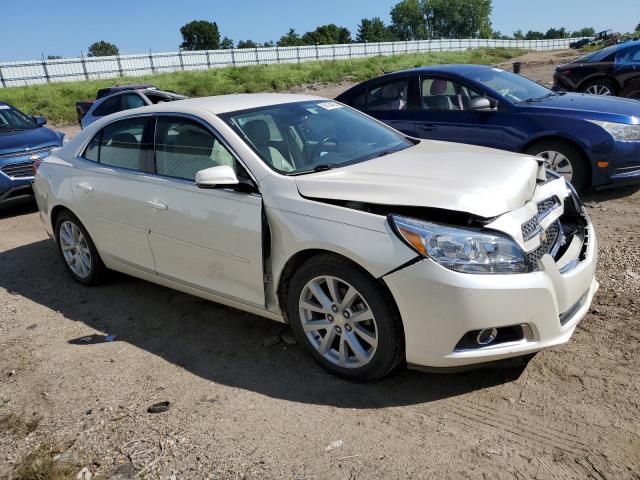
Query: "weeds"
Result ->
[[0, 413, 39, 438], [13, 444, 76, 480]]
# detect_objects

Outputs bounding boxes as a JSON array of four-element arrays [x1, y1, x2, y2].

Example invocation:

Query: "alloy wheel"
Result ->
[[59, 220, 92, 279], [584, 84, 612, 96], [298, 276, 378, 369], [537, 150, 573, 181]]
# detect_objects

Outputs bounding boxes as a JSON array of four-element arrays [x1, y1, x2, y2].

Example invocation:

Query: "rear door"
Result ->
[[71, 116, 156, 271], [360, 76, 418, 136], [144, 115, 265, 307]]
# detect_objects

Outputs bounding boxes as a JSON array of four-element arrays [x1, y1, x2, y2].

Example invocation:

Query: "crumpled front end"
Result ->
[[383, 175, 598, 369]]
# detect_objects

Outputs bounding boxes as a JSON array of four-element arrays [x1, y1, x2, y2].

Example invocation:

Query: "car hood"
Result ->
[[521, 92, 640, 119], [295, 141, 541, 218], [0, 127, 61, 156]]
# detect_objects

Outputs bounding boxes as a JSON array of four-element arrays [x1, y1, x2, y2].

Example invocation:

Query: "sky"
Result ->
[[1, 0, 638, 61]]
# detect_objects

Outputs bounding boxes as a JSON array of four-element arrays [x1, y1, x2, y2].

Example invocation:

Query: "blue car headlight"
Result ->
[[588, 120, 640, 142], [390, 215, 532, 274]]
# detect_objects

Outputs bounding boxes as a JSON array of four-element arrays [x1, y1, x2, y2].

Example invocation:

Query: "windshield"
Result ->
[[468, 68, 552, 103], [220, 100, 412, 174], [0, 104, 38, 132]]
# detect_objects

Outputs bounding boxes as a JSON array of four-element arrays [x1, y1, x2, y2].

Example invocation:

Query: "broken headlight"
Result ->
[[390, 215, 532, 274]]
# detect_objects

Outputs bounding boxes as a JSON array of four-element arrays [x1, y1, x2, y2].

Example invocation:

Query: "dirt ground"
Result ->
[[2, 49, 640, 480]]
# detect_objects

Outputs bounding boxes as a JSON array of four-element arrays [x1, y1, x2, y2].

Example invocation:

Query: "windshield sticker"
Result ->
[[317, 102, 343, 110]]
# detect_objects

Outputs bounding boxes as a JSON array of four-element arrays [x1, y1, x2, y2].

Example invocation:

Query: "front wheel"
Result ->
[[55, 211, 107, 286], [525, 140, 589, 192], [286, 255, 404, 381]]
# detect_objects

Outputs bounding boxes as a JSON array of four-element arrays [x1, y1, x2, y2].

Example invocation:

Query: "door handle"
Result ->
[[76, 182, 93, 192], [147, 200, 168, 210], [416, 122, 437, 131]]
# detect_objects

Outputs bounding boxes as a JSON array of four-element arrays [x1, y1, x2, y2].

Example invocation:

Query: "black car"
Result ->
[[569, 38, 591, 49], [554, 40, 640, 98]]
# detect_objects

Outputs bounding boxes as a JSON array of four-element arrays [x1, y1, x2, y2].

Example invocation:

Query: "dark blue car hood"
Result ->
[[518, 93, 640, 121], [0, 127, 62, 156]]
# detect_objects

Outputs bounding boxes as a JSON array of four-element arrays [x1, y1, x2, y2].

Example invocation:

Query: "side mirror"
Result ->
[[33, 115, 47, 126], [468, 97, 493, 111], [195, 165, 239, 188]]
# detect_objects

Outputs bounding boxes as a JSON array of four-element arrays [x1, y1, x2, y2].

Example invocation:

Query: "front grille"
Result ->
[[521, 196, 561, 241], [0, 146, 53, 160], [0, 162, 34, 178], [526, 221, 561, 265]]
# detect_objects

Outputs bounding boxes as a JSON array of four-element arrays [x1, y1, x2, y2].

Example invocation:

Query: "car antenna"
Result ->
[[375, 59, 388, 75]]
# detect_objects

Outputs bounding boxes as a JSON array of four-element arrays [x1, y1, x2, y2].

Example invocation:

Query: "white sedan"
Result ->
[[33, 94, 598, 381]]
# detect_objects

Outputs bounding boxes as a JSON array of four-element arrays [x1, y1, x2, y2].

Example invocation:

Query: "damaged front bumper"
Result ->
[[383, 177, 598, 369]]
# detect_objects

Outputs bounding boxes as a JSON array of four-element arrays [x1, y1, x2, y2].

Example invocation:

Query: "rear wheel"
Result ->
[[581, 79, 616, 96], [286, 255, 404, 381], [55, 211, 107, 286], [526, 140, 589, 192]]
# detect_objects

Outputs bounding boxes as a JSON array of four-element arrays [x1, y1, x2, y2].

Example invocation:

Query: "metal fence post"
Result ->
[[231, 49, 236, 67], [80, 52, 89, 80], [255, 47, 259, 65], [115, 54, 123, 76], [178, 50, 184, 70], [0, 66, 5, 88], [149, 49, 156, 74], [296, 46, 301, 63], [41, 54, 50, 83], [332, 44, 336, 60], [348, 44, 352, 58], [275, 46, 280, 63]]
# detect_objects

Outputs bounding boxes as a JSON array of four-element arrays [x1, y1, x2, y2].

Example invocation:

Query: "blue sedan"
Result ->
[[335, 65, 640, 191], [0, 102, 64, 208]]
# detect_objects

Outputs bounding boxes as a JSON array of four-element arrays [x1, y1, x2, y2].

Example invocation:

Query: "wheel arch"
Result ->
[[50, 204, 75, 237], [275, 249, 402, 328], [576, 74, 621, 94], [519, 134, 593, 186]]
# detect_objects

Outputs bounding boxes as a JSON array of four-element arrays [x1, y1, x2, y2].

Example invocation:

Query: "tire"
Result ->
[[286, 254, 404, 381], [525, 140, 589, 192], [54, 210, 107, 286], [580, 79, 617, 96]]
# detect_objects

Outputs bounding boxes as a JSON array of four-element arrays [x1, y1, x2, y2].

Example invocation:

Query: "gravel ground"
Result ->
[[1, 50, 639, 480]]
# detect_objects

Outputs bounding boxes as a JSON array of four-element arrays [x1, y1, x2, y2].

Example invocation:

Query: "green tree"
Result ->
[[389, 0, 426, 40], [237, 39, 259, 49], [544, 27, 568, 39], [636, 22, 640, 32], [263, 40, 275, 47], [423, 0, 493, 38], [571, 27, 596, 37], [513, 29, 524, 40], [356, 17, 392, 43], [180, 20, 220, 50], [301, 24, 351, 45], [87, 41, 119, 57], [524, 30, 545, 40], [277, 28, 304, 47], [220, 37, 234, 49]]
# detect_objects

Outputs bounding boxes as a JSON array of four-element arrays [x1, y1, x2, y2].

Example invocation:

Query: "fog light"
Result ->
[[475, 328, 498, 345]]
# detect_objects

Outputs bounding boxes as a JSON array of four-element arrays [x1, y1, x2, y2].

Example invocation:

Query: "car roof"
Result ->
[[135, 93, 328, 115]]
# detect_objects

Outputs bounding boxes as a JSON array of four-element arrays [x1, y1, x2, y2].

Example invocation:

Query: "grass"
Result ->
[[0, 48, 524, 125], [0, 413, 40, 438], [13, 444, 77, 480]]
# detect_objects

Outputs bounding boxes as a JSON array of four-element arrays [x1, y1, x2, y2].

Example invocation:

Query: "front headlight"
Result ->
[[588, 120, 640, 142], [390, 215, 532, 274]]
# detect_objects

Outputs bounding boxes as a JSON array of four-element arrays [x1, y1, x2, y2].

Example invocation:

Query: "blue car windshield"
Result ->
[[468, 68, 553, 103], [221, 100, 412, 175], [0, 105, 37, 132]]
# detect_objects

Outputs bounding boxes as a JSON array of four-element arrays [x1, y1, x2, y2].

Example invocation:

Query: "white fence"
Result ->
[[0, 38, 584, 88]]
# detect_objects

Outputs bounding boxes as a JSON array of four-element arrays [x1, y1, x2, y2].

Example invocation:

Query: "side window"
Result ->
[[350, 90, 366, 109], [83, 133, 100, 162], [154, 117, 236, 181], [99, 118, 147, 170], [94, 95, 122, 117], [122, 93, 146, 110], [421, 77, 483, 111], [366, 78, 409, 111], [616, 46, 640, 63]]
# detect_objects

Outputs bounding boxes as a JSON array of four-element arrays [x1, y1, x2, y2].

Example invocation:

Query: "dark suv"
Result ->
[[553, 41, 640, 99]]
